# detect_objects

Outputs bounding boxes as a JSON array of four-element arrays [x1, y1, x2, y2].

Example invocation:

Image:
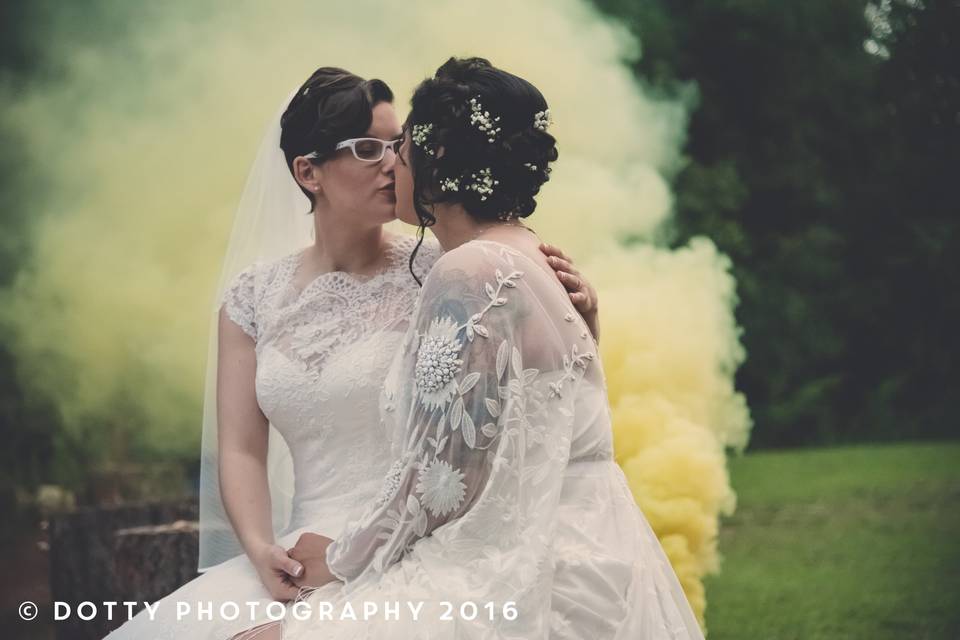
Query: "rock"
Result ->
[[112, 520, 200, 605], [48, 500, 197, 640]]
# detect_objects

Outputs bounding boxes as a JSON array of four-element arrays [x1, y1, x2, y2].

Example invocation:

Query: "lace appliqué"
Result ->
[[375, 261, 591, 556], [372, 458, 406, 509], [266, 235, 443, 376], [221, 266, 258, 340]]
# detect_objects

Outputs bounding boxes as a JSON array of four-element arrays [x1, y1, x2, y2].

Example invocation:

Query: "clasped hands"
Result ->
[[252, 532, 340, 602], [288, 532, 340, 589]]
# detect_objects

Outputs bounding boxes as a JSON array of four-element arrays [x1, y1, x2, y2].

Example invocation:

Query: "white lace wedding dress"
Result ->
[[279, 239, 706, 640], [104, 232, 443, 640]]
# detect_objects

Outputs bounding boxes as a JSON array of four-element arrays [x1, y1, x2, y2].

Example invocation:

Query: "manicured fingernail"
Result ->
[[293, 564, 303, 577]]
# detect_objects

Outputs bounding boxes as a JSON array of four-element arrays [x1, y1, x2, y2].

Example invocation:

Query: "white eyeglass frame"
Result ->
[[304, 137, 401, 163]]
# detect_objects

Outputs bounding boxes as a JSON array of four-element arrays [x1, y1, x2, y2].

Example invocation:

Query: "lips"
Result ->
[[378, 183, 396, 193]]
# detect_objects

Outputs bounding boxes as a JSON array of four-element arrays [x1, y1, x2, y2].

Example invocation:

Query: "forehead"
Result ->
[[365, 102, 402, 137]]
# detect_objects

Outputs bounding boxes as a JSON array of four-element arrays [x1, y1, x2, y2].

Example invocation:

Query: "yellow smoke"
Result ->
[[593, 238, 750, 620], [0, 0, 751, 628]]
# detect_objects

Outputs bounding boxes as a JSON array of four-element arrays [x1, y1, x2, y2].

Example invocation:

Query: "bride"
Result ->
[[104, 67, 596, 640], [273, 57, 707, 640]]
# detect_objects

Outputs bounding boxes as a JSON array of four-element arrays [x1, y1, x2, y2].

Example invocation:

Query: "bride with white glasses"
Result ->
[[103, 66, 597, 640]]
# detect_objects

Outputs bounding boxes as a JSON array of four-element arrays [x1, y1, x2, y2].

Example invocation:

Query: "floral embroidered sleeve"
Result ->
[[324, 241, 596, 585]]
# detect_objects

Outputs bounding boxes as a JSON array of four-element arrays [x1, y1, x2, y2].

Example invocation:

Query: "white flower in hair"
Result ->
[[465, 167, 499, 201], [533, 108, 552, 131], [469, 97, 502, 143], [412, 123, 435, 155], [440, 177, 461, 192]]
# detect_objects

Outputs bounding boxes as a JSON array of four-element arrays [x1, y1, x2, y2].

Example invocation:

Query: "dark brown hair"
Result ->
[[404, 57, 558, 284], [280, 67, 394, 205]]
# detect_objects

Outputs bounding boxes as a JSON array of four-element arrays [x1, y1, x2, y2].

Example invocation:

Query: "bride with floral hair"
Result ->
[[277, 56, 705, 640]]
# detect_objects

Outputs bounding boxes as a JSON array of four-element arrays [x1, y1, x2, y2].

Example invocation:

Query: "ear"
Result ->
[[292, 156, 323, 196]]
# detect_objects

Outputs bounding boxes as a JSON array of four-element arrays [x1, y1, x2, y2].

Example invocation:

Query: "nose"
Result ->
[[381, 147, 397, 172]]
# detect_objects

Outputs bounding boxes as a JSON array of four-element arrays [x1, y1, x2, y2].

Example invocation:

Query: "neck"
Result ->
[[309, 203, 385, 274], [428, 204, 522, 252]]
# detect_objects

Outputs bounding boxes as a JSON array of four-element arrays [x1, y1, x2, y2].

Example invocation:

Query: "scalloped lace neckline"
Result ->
[[282, 234, 412, 300]]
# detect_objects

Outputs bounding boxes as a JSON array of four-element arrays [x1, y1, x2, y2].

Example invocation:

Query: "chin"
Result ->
[[394, 205, 419, 226], [369, 202, 397, 224]]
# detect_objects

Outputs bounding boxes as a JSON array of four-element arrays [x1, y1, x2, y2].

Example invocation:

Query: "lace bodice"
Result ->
[[221, 233, 443, 529]]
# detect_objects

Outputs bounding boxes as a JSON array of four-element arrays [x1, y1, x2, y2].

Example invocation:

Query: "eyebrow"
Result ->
[[361, 132, 404, 140]]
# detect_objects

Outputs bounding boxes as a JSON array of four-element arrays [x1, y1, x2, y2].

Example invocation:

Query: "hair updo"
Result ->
[[280, 67, 394, 205], [405, 56, 559, 230]]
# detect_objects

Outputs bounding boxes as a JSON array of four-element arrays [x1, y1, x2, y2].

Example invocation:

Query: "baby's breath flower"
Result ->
[[412, 123, 435, 156], [533, 108, 552, 131], [469, 97, 502, 143], [464, 167, 499, 201]]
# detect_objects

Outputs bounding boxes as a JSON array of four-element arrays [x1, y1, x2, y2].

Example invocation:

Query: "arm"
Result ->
[[323, 266, 506, 581], [217, 305, 303, 600], [324, 244, 589, 585]]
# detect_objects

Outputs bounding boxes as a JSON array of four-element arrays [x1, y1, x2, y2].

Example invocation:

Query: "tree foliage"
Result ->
[[592, 0, 959, 446]]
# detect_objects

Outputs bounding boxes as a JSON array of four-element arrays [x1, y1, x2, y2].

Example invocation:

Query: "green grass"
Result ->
[[703, 441, 960, 640]]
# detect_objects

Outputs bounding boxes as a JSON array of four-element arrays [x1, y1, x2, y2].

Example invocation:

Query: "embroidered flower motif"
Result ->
[[416, 458, 467, 517], [415, 316, 464, 411]]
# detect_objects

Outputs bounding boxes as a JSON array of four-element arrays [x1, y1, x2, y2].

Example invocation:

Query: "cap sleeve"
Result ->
[[220, 264, 258, 341]]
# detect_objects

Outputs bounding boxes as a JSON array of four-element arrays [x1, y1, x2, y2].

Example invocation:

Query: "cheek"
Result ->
[[326, 163, 376, 207], [394, 165, 419, 224]]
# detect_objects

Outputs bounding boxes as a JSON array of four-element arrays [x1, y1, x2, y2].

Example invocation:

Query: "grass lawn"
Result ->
[[703, 440, 960, 639]]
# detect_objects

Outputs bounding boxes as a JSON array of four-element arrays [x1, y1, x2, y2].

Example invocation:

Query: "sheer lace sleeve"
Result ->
[[325, 241, 595, 586], [220, 264, 258, 341]]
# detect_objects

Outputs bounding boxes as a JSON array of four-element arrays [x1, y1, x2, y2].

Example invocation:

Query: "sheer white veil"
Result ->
[[197, 86, 314, 572]]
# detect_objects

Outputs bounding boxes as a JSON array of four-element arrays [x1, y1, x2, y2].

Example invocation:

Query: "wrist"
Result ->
[[247, 538, 276, 563]]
